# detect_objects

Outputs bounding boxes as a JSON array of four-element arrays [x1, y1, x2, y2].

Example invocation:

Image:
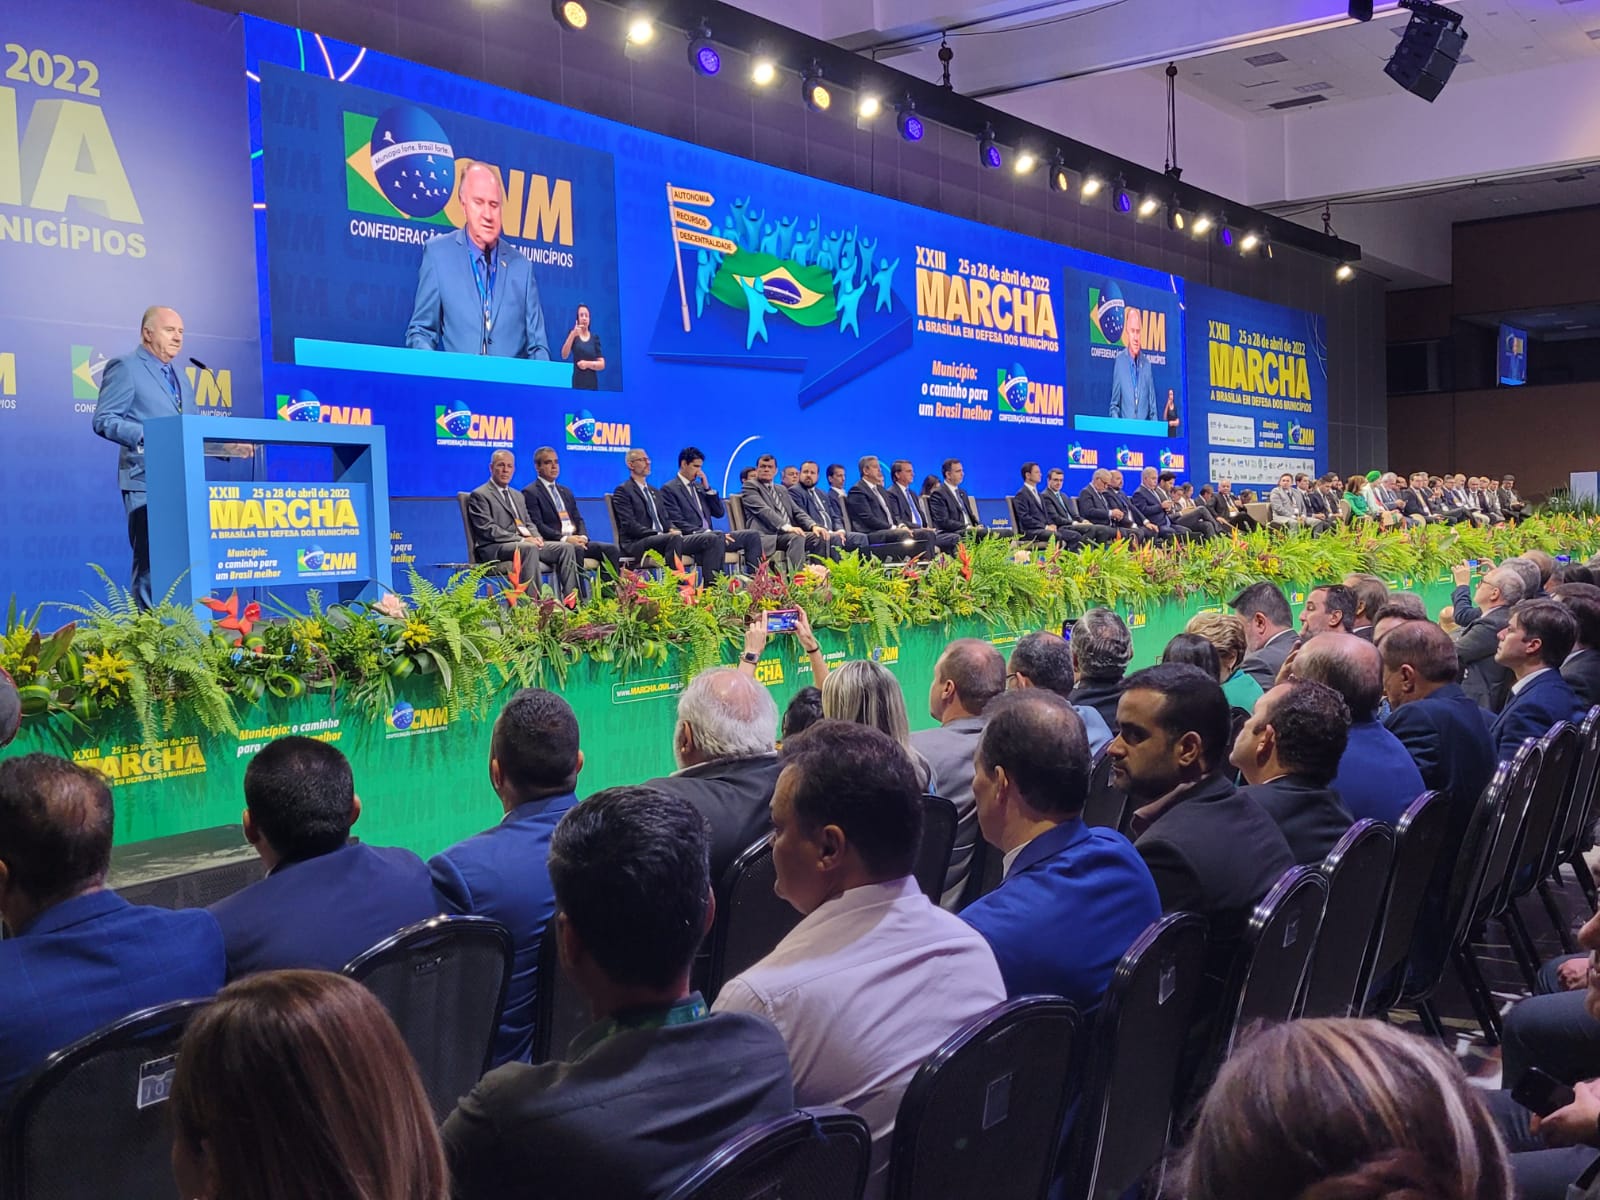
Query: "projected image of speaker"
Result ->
[[1385, 2, 1467, 102]]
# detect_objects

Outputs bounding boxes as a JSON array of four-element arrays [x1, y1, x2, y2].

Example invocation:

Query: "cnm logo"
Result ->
[[0, 352, 14, 396], [187, 367, 231, 410]]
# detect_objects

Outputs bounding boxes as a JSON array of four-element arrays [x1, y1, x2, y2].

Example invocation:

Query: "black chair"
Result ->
[[914, 794, 959, 903], [1, 998, 209, 1200], [1543, 707, 1600, 944], [1298, 819, 1395, 1018], [1059, 913, 1209, 1200], [342, 915, 513, 1123], [1081, 752, 1127, 834], [888, 997, 1080, 1200], [1495, 722, 1581, 983], [704, 838, 803, 1003], [531, 918, 595, 1064], [658, 1107, 873, 1200], [1358, 791, 1450, 1018]]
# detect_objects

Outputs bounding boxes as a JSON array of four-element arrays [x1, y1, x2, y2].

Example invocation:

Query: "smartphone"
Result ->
[[1061, 618, 1078, 642], [1467, 559, 1479, 570], [765, 608, 801, 634], [1558, 555, 1573, 564], [1511, 1067, 1576, 1118]]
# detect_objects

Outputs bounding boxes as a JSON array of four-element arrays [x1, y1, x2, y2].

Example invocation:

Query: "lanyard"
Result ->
[[470, 244, 497, 354], [570, 994, 709, 1061]]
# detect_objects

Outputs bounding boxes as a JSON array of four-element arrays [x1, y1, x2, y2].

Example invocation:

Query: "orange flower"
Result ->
[[497, 550, 531, 607], [955, 542, 973, 582]]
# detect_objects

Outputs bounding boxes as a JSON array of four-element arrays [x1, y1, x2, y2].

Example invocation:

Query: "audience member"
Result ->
[[0, 753, 225, 1102], [911, 638, 1007, 908], [1231, 582, 1299, 690], [1301, 583, 1357, 642], [960, 691, 1159, 1007], [1162, 632, 1221, 679], [822, 658, 938, 792], [172, 970, 447, 1200], [1230, 679, 1354, 864], [643, 668, 780, 886], [1185, 611, 1265, 711], [208, 737, 437, 978], [1553, 583, 1600, 709], [1489, 599, 1585, 762], [1343, 573, 1390, 640], [1373, 593, 1430, 644], [445, 787, 795, 1199], [429, 688, 581, 1066], [1006, 631, 1113, 754], [1181, 1018, 1513, 1200], [1292, 633, 1424, 825], [1110, 664, 1294, 943], [1067, 607, 1134, 731], [712, 721, 1005, 1197], [1527, 550, 1557, 597], [1450, 562, 1522, 711], [781, 686, 824, 741]]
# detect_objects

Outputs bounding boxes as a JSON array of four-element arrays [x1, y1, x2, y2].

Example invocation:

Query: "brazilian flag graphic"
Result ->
[[709, 251, 837, 327], [344, 112, 455, 227]]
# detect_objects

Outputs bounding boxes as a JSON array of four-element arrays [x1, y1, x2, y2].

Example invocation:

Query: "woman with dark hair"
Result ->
[[1161, 632, 1222, 681], [1182, 1019, 1512, 1200], [170, 970, 447, 1200], [560, 304, 604, 390]]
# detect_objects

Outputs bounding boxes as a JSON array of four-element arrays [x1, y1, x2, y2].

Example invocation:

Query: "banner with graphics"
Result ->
[[208, 481, 372, 586], [0, 0, 260, 607], [1184, 285, 1328, 488]]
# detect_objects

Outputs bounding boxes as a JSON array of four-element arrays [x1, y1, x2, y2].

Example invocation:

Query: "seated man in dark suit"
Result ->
[[522, 445, 620, 580], [1111, 664, 1294, 946], [1043, 467, 1114, 542], [1401, 472, 1441, 524], [1207, 479, 1257, 532], [661, 446, 762, 572], [610, 448, 727, 576], [886, 458, 958, 552], [823, 463, 853, 531], [1012, 463, 1082, 549], [1498, 475, 1528, 523], [430, 688, 581, 1067], [1068, 607, 1133, 732], [466, 450, 579, 594], [1231, 581, 1300, 691], [642, 668, 781, 886], [0, 754, 226, 1102], [1129, 467, 1187, 543], [1229, 679, 1355, 865], [442, 786, 795, 1200], [1490, 599, 1587, 762], [960, 690, 1160, 1007], [1555, 584, 1600, 710], [790, 460, 868, 556], [847, 455, 937, 559], [208, 737, 439, 977], [1448, 561, 1521, 711], [1078, 468, 1144, 541], [741, 454, 826, 571], [925, 458, 988, 541]]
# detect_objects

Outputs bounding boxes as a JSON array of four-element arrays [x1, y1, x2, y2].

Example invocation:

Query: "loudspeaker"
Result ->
[[1385, 12, 1467, 101], [1349, 0, 1373, 20]]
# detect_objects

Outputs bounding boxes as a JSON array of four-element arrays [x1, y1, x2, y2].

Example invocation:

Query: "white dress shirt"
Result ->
[[713, 875, 1005, 1198], [1511, 666, 1552, 697]]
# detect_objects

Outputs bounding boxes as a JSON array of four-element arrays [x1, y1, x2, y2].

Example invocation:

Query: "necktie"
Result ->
[[904, 488, 922, 526], [164, 363, 181, 407], [641, 483, 662, 532], [684, 479, 704, 528]]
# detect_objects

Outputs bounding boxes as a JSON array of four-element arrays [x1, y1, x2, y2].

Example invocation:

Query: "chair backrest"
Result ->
[[660, 1107, 873, 1200], [1358, 791, 1450, 1015], [837, 496, 855, 534], [1553, 707, 1600, 865], [1475, 736, 1547, 922], [1299, 820, 1395, 1019], [1216, 866, 1329, 1062], [457, 491, 483, 565], [531, 918, 595, 1064], [342, 915, 513, 1123], [1081, 751, 1127, 833], [726, 495, 748, 531], [914, 794, 959, 903], [2, 998, 209, 1200], [1004, 497, 1020, 535], [602, 493, 626, 547], [966, 493, 981, 524], [888, 998, 1081, 1200], [1061, 913, 1210, 1200], [1526, 718, 1590, 887], [581, 495, 617, 544], [704, 838, 804, 1002]]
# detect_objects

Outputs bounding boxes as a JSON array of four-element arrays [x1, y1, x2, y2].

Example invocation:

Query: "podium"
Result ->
[[144, 415, 393, 614]]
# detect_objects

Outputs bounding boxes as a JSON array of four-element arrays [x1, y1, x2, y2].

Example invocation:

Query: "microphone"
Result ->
[[189, 356, 211, 372]]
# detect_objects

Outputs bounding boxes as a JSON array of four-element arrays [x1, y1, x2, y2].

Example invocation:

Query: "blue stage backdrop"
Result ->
[[0, 0, 260, 609]]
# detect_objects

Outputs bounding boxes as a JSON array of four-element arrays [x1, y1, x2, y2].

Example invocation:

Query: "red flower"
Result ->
[[562, 591, 578, 610], [200, 590, 261, 645], [497, 550, 531, 607], [955, 542, 973, 582]]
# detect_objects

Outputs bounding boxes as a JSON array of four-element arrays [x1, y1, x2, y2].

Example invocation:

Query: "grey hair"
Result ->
[[858, 455, 879, 475], [821, 659, 914, 755], [675, 668, 777, 762], [1498, 557, 1540, 599], [1483, 567, 1526, 607], [1070, 607, 1133, 682]]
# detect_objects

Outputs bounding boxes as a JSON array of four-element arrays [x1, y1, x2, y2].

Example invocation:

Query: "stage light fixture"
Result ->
[[1239, 231, 1260, 253], [625, 15, 655, 46], [1049, 153, 1071, 192], [1335, 261, 1355, 282], [978, 125, 1002, 170], [1013, 149, 1037, 175], [1216, 224, 1235, 250], [750, 56, 777, 87], [1137, 193, 1160, 218], [801, 62, 830, 111], [1191, 213, 1213, 236], [1166, 202, 1186, 232], [1111, 176, 1133, 214], [686, 22, 719, 76], [857, 94, 882, 120], [552, 0, 588, 31], [1259, 238, 1275, 261], [1081, 173, 1103, 199], [896, 99, 924, 142]]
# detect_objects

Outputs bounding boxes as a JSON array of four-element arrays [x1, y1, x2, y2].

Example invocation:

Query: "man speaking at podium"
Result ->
[[1107, 307, 1157, 422], [92, 306, 194, 611], [406, 161, 550, 359]]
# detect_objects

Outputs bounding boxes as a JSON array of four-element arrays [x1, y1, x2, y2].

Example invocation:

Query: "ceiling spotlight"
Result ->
[[1138, 194, 1160, 218], [1111, 176, 1133, 214], [857, 94, 881, 120], [1259, 238, 1275, 261], [552, 0, 588, 30], [1335, 261, 1355, 282], [1049, 152, 1071, 192], [896, 98, 924, 142], [1167, 202, 1186, 232], [750, 55, 777, 86], [1191, 213, 1213, 236], [1217, 225, 1235, 250], [801, 62, 830, 111], [625, 15, 655, 45], [1240, 231, 1260, 253], [1081, 173, 1103, 199], [978, 124, 1002, 170], [686, 22, 719, 75], [1013, 149, 1037, 175]]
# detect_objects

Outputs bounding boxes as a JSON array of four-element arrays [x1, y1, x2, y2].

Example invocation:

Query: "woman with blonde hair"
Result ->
[[1182, 1018, 1512, 1200], [1184, 610, 1264, 711], [170, 970, 447, 1200], [822, 658, 938, 793]]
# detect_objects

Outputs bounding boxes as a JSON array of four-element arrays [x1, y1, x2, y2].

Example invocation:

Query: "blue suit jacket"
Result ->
[[406, 230, 549, 359], [208, 842, 439, 979], [1332, 718, 1426, 826], [961, 819, 1160, 1009], [1385, 684, 1495, 817], [1108, 350, 1156, 420], [659, 475, 726, 533], [430, 792, 579, 1067], [0, 890, 225, 1103], [1489, 669, 1585, 763], [92, 346, 196, 506], [1129, 485, 1175, 532]]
